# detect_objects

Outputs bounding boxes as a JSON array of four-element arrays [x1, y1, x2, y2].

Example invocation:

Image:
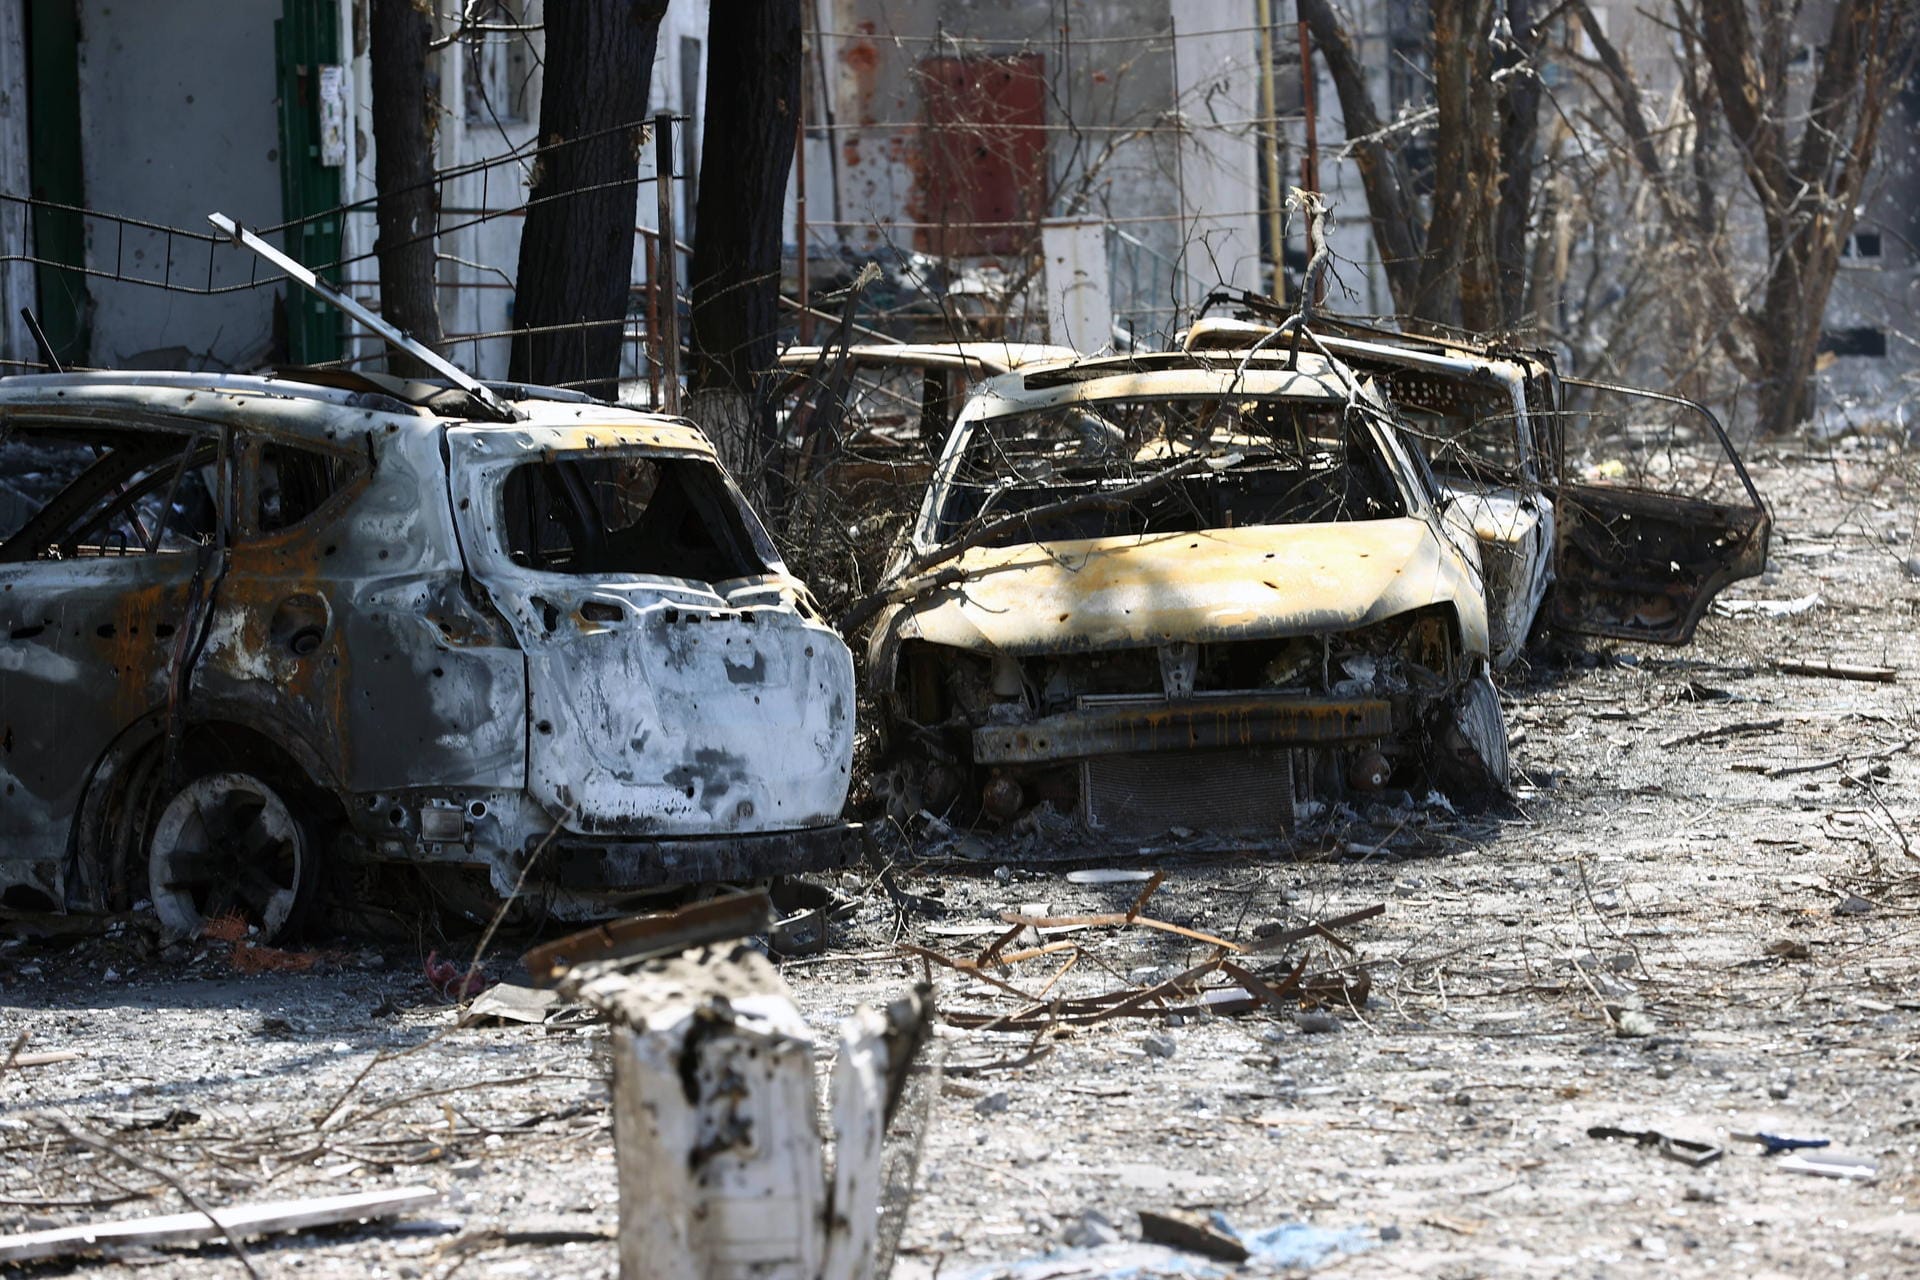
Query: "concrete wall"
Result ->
[[818, 0, 1281, 345], [76, 0, 285, 370], [0, 0, 31, 367]]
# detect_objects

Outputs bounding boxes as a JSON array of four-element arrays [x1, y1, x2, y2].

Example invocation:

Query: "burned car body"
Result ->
[[864, 350, 1510, 836], [1183, 312, 1772, 661], [0, 372, 855, 933]]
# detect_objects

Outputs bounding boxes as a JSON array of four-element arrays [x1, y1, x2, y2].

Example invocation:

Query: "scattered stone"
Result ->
[[1063, 1209, 1121, 1248], [974, 1090, 1011, 1116], [1835, 895, 1875, 916], [1142, 1033, 1177, 1059], [1614, 1009, 1658, 1038], [1293, 1012, 1342, 1034]]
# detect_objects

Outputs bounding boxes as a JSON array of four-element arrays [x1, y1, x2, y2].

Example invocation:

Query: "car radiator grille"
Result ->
[[1081, 748, 1295, 837]]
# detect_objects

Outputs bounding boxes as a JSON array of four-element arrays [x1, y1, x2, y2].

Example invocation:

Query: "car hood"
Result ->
[[877, 519, 1489, 661]]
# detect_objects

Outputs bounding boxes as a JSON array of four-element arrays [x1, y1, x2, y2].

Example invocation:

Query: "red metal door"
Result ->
[[916, 54, 1048, 258]]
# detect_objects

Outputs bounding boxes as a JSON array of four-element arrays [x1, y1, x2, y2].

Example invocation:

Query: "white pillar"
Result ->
[[1040, 217, 1113, 353], [1171, 0, 1264, 315]]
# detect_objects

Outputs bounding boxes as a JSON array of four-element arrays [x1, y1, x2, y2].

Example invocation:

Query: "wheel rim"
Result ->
[[149, 773, 305, 940]]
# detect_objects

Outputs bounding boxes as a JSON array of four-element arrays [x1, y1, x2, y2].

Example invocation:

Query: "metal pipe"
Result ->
[[796, 37, 812, 345], [653, 112, 682, 415], [1297, 3, 1319, 196], [1256, 0, 1286, 305], [207, 212, 519, 422], [643, 228, 661, 409]]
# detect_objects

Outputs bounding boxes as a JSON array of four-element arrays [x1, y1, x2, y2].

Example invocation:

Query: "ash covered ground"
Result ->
[[3, 443, 1918, 1278]]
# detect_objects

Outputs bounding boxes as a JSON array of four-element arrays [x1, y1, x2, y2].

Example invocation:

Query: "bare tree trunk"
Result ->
[[1693, 0, 1915, 435], [508, 0, 668, 397], [1491, 0, 1540, 329], [1297, 0, 1424, 314], [370, 0, 445, 378], [688, 0, 802, 481]]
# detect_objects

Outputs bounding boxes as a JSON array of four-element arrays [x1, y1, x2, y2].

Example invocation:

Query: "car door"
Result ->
[[1322, 342, 1553, 668], [0, 412, 227, 900], [1546, 379, 1770, 644]]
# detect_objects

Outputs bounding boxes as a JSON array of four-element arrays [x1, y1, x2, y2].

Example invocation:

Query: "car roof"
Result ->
[[775, 341, 1081, 375], [0, 369, 710, 450]]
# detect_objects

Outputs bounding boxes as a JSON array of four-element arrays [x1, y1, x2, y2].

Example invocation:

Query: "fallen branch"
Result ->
[[1763, 737, 1918, 779], [46, 1116, 268, 1278], [1775, 660, 1898, 683], [1246, 903, 1387, 953], [1659, 718, 1784, 750], [997, 909, 1244, 952]]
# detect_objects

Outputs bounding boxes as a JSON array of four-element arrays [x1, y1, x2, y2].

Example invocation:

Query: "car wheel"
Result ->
[[147, 771, 319, 942], [1440, 670, 1511, 796]]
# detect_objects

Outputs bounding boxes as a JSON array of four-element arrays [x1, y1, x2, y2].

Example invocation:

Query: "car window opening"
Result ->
[[258, 444, 355, 533], [937, 396, 1407, 546], [501, 454, 767, 582], [0, 425, 221, 563]]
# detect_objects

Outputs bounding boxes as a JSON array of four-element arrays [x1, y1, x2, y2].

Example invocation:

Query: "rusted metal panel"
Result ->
[[973, 695, 1394, 764]]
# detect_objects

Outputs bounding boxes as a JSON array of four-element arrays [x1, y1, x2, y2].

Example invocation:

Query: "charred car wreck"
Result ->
[[864, 328, 1770, 838], [865, 346, 1512, 837], [0, 371, 856, 936]]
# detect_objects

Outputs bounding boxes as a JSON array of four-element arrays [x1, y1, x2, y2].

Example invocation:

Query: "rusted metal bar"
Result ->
[[643, 228, 661, 408], [522, 891, 773, 986], [971, 695, 1393, 765]]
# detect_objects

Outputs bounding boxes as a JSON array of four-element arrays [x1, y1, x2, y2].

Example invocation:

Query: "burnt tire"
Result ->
[[147, 771, 321, 942], [1438, 670, 1511, 798]]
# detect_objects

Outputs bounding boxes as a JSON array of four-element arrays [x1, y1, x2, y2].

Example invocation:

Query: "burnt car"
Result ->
[[864, 318, 1772, 838], [771, 341, 1079, 482], [1183, 312, 1772, 664], [863, 347, 1514, 836], [0, 371, 856, 937]]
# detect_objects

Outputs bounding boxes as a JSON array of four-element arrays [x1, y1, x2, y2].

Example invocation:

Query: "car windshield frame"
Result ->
[[913, 375, 1428, 553]]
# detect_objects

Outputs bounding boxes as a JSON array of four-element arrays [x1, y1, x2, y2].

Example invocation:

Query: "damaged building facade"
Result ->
[[0, 0, 708, 384]]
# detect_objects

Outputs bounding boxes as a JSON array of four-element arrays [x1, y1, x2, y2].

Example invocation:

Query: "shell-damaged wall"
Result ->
[[815, 0, 1263, 343]]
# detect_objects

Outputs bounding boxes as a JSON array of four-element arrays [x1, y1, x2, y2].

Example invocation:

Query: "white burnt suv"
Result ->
[[0, 369, 856, 938]]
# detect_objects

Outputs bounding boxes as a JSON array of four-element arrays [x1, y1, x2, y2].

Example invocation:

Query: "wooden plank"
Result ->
[[0, 1186, 439, 1263], [6, 1049, 84, 1069]]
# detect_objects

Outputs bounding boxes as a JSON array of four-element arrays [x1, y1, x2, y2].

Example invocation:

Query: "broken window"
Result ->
[[257, 443, 355, 533], [1818, 327, 1888, 358], [0, 423, 221, 562], [936, 396, 1407, 545], [500, 454, 768, 583]]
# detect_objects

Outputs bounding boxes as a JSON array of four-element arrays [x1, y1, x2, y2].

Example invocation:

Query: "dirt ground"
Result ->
[[3, 441, 1918, 1278]]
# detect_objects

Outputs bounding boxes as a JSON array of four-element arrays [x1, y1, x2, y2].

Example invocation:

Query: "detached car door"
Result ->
[[1547, 379, 1770, 644]]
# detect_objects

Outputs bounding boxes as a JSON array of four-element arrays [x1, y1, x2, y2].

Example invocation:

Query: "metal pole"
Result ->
[[1297, 3, 1319, 196], [654, 112, 682, 414], [644, 230, 661, 409], [208, 212, 519, 422], [1256, 0, 1286, 305], [796, 37, 812, 345]]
